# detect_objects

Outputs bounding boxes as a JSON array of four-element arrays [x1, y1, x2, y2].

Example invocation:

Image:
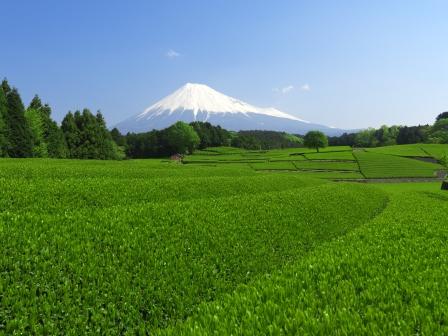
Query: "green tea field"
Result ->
[[1, 144, 448, 334]]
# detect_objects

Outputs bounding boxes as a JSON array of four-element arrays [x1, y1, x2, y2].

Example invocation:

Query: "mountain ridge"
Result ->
[[115, 83, 348, 136]]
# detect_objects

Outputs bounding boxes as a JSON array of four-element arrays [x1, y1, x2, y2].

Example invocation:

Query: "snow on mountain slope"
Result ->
[[115, 83, 346, 135], [137, 83, 307, 122]]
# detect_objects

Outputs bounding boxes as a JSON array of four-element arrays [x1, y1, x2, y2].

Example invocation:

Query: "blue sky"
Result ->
[[2, 0, 448, 129]]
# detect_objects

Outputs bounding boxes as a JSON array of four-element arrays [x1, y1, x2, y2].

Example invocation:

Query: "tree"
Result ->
[[231, 130, 302, 150], [125, 130, 161, 158], [396, 125, 429, 144], [304, 131, 328, 152], [25, 108, 48, 157], [328, 132, 357, 146], [231, 134, 261, 150], [0, 86, 9, 156], [162, 121, 200, 154], [440, 152, 448, 168], [436, 112, 448, 122], [354, 128, 378, 148], [428, 119, 448, 144], [1, 79, 11, 96], [190, 121, 231, 149], [61, 109, 120, 159], [110, 128, 127, 147], [61, 112, 80, 158], [26, 95, 68, 158], [375, 125, 399, 146], [5, 87, 34, 157]]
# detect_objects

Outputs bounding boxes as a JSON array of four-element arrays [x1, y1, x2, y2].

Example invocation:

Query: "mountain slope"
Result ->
[[115, 83, 345, 135]]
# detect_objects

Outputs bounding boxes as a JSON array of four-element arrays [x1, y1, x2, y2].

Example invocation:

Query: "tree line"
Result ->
[[0, 79, 122, 160], [328, 114, 448, 148], [112, 123, 305, 158], [1, 78, 447, 160]]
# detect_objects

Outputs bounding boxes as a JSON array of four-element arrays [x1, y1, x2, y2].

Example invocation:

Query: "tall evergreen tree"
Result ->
[[1, 79, 11, 96], [27, 95, 68, 158], [0, 86, 9, 156], [62, 109, 119, 159], [25, 107, 48, 157], [5, 87, 33, 157], [61, 111, 81, 158], [94, 111, 117, 159]]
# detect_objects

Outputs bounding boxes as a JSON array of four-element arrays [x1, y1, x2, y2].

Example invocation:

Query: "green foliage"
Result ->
[[367, 144, 429, 157], [28, 95, 68, 158], [0, 159, 387, 334], [163, 121, 200, 154], [61, 111, 80, 157], [440, 152, 448, 168], [2, 146, 448, 334], [61, 109, 118, 159], [396, 125, 429, 144], [0, 85, 9, 156], [25, 108, 48, 157], [232, 130, 303, 150], [110, 127, 127, 147], [189, 121, 231, 149], [162, 185, 448, 335], [4, 87, 34, 157], [250, 161, 297, 170], [231, 133, 261, 150], [436, 111, 448, 121], [375, 125, 399, 146], [46, 121, 69, 158], [304, 150, 355, 160], [354, 128, 378, 147], [354, 150, 443, 178], [366, 144, 448, 162], [294, 160, 359, 171], [428, 119, 448, 144], [284, 133, 303, 144], [304, 131, 328, 152], [330, 125, 429, 147]]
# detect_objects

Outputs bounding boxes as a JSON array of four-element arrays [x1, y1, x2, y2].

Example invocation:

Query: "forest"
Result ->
[[1, 79, 447, 160]]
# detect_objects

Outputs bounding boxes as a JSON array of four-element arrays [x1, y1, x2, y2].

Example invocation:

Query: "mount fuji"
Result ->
[[115, 83, 346, 135]]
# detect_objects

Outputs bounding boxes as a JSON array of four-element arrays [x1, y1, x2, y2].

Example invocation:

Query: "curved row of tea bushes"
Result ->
[[0, 183, 387, 334], [354, 151, 442, 178], [161, 187, 448, 335], [0, 174, 324, 214]]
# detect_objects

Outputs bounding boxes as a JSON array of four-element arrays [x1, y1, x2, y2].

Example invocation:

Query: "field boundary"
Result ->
[[333, 177, 446, 183]]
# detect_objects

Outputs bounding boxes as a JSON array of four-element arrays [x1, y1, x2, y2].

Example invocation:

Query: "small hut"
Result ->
[[170, 153, 183, 162]]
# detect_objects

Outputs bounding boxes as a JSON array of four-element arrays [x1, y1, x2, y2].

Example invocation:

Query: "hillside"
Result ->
[[1, 144, 448, 334]]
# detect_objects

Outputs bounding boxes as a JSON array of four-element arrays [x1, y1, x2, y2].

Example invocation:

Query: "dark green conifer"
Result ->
[[5, 87, 33, 157]]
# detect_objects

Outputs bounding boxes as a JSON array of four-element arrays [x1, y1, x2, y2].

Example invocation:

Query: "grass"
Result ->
[[353, 150, 444, 178], [367, 144, 448, 160], [304, 151, 355, 161], [160, 183, 448, 335], [186, 146, 446, 179], [250, 161, 297, 170], [187, 147, 360, 179], [2, 145, 448, 334], [293, 160, 359, 171], [0, 159, 387, 334], [420, 144, 448, 160]]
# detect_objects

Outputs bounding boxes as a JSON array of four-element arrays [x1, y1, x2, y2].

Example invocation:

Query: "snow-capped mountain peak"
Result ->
[[137, 83, 308, 122], [115, 83, 346, 135]]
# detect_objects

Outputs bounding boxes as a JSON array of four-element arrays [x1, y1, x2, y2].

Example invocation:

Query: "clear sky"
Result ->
[[2, 0, 447, 129]]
